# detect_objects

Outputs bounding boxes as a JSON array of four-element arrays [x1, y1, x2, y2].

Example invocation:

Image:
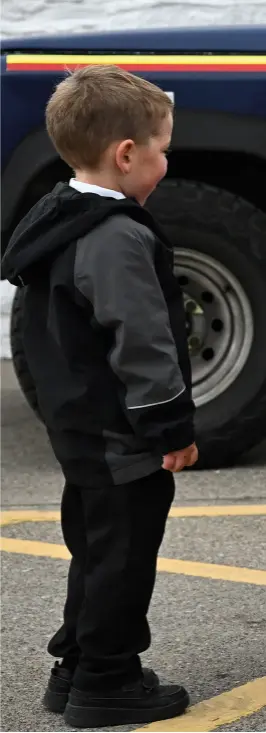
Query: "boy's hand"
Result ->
[[162, 443, 198, 472]]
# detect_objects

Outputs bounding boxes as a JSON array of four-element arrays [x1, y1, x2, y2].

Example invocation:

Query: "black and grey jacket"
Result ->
[[2, 183, 195, 487]]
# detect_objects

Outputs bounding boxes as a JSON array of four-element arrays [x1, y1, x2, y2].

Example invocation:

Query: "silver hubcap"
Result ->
[[174, 249, 254, 407]]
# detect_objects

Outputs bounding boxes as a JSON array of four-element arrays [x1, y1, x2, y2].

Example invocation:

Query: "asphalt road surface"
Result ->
[[1, 361, 266, 732]]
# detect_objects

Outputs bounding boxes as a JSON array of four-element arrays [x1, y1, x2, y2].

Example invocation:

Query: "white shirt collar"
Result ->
[[69, 178, 125, 199]]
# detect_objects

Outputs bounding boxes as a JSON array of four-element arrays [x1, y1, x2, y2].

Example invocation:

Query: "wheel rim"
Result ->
[[174, 249, 254, 407]]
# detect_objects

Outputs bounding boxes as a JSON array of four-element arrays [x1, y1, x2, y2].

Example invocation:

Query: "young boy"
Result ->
[[2, 65, 198, 728]]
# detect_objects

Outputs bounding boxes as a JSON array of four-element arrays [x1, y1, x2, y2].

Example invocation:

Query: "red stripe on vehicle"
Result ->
[[7, 62, 266, 73]]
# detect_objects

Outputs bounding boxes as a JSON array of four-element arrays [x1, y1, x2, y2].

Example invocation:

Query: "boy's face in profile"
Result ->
[[115, 111, 173, 205]]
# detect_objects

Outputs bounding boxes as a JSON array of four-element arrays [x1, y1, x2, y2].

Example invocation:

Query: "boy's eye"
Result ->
[[164, 147, 172, 156]]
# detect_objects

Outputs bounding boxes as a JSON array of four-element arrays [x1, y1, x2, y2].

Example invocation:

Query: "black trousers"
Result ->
[[48, 469, 175, 690]]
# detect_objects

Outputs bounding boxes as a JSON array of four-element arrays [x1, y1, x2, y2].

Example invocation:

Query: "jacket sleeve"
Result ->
[[74, 215, 195, 453]]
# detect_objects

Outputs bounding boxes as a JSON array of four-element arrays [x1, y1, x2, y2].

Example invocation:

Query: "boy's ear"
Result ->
[[115, 139, 135, 173]]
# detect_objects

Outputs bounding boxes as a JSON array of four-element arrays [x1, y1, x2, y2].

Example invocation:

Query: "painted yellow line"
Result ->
[[136, 677, 266, 732], [1, 537, 266, 585], [1, 504, 266, 527], [157, 557, 266, 586], [7, 54, 266, 65], [0, 536, 70, 560], [0, 510, 60, 526], [169, 504, 266, 518]]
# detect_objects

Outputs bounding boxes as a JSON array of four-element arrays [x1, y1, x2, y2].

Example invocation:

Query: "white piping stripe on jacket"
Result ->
[[127, 385, 186, 410]]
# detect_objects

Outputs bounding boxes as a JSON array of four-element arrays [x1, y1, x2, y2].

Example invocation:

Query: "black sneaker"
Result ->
[[64, 671, 189, 728], [43, 664, 159, 715], [43, 661, 74, 713]]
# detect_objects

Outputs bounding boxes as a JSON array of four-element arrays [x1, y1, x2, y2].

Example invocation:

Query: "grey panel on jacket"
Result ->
[[103, 428, 162, 484], [74, 214, 185, 413]]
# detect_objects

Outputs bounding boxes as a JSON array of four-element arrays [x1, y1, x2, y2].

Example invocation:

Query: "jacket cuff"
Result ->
[[160, 420, 195, 454]]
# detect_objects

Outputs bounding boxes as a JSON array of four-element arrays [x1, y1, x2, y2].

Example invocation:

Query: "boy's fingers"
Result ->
[[162, 453, 176, 471], [163, 450, 190, 472], [163, 444, 198, 472], [163, 455, 185, 472], [186, 445, 199, 467], [173, 455, 186, 472]]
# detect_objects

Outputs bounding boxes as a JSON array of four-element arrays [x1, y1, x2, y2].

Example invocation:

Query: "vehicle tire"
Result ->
[[147, 179, 266, 468], [10, 287, 40, 416]]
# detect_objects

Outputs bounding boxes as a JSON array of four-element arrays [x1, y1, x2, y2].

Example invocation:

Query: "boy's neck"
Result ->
[[74, 170, 123, 195]]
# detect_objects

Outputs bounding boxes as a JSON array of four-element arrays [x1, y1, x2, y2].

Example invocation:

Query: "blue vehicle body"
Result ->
[[1, 25, 266, 245], [2, 27, 266, 162]]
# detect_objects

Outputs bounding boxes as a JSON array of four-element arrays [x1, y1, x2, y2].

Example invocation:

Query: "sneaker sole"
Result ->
[[43, 688, 69, 714], [64, 691, 189, 728]]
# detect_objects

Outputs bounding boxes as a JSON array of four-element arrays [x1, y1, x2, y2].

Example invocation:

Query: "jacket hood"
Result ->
[[2, 182, 159, 287]]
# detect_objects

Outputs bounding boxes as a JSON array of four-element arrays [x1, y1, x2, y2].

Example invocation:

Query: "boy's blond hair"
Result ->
[[46, 65, 173, 169]]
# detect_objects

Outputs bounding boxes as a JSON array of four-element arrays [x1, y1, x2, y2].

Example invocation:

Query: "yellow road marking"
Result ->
[[1, 504, 266, 527], [1, 537, 266, 585], [0, 510, 60, 526], [0, 536, 70, 560], [169, 504, 266, 518], [157, 558, 266, 586], [136, 677, 266, 732]]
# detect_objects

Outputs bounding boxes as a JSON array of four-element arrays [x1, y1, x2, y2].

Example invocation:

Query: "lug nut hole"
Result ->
[[202, 348, 214, 361]]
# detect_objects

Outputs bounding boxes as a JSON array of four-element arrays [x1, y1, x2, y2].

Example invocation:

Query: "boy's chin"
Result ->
[[128, 183, 157, 206], [135, 189, 155, 206]]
